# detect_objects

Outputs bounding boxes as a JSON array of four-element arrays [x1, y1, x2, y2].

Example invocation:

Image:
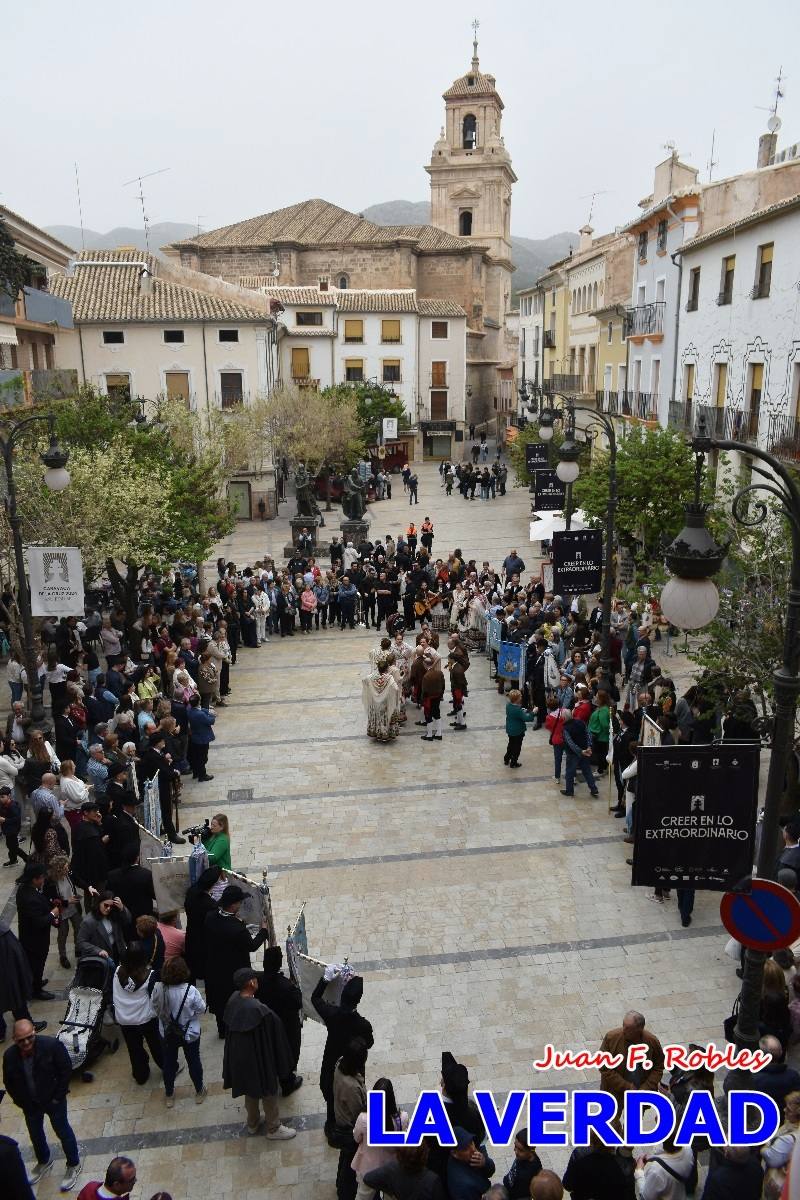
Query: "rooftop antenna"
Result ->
[[196, 215, 207, 237], [756, 66, 786, 130], [122, 167, 170, 252], [74, 162, 86, 251], [579, 190, 610, 224], [707, 129, 719, 182]]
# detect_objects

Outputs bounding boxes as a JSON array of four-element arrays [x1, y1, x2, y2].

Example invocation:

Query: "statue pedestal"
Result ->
[[340, 516, 371, 547], [283, 516, 329, 558]]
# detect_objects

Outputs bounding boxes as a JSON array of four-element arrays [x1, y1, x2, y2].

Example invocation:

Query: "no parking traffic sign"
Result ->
[[720, 879, 800, 952]]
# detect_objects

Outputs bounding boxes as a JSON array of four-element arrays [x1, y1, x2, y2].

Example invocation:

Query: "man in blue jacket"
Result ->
[[561, 713, 599, 797], [187, 694, 215, 782]]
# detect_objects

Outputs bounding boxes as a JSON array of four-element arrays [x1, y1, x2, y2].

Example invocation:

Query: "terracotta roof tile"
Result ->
[[442, 70, 503, 108], [50, 250, 269, 323], [259, 286, 337, 306], [678, 193, 800, 254], [417, 298, 467, 317], [167, 198, 475, 254]]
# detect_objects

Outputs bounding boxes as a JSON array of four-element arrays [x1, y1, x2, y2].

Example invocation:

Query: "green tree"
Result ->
[[322, 382, 409, 446], [571, 425, 704, 566], [263, 384, 364, 508], [0, 216, 34, 300]]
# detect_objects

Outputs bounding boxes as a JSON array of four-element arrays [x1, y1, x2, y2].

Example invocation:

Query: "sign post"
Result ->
[[382, 417, 398, 442], [552, 529, 603, 595], [721, 880, 800, 952], [26, 546, 85, 616], [632, 743, 759, 891], [533, 470, 567, 512]]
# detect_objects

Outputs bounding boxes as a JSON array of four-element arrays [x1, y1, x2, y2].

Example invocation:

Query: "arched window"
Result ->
[[462, 114, 477, 150], [459, 210, 473, 236], [592, 282, 598, 309], [338, 274, 349, 290], [581, 286, 586, 311]]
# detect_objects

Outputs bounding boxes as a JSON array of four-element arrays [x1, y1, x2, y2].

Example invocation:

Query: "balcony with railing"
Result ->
[[766, 412, 800, 463], [216, 389, 250, 410], [0, 286, 73, 329], [543, 330, 556, 349], [667, 399, 694, 431], [0, 367, 79, 407], [596, 389, 660, 422], [694, 404, 761, 443], [623, 301, 666, 338], [544, 374, 582, 396], [291, 375, 320, 390]]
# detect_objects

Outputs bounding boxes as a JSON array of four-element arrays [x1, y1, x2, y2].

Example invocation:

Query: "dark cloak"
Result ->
[[221, 992, 292, 1097], [0, 922, 33, 1012]]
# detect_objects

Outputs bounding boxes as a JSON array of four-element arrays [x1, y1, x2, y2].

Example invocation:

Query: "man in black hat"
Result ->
[[70, 802, 110, 902], [203, 886, 271, 1037], [256, 947, 303, 1096], [311, 966, 374, 1139], [139, 732, 184, 844], [222, 967, 297, 1139]]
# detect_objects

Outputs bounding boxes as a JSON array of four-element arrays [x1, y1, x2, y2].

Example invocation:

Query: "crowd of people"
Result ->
[[0, 462, 778, 1199]]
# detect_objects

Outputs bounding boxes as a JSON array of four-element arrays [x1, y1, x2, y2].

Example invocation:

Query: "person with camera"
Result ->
[[194, 813, 231, 871]]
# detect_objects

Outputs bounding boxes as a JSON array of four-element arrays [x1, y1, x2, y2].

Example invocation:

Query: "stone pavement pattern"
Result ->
[[0, 454, 741, 1198]]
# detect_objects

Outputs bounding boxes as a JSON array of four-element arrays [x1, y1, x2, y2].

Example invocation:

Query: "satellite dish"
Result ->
[[768, 114, 782, 133]]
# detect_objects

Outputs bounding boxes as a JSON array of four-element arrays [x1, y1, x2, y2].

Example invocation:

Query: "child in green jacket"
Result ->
[[505, 689, 536, 768]]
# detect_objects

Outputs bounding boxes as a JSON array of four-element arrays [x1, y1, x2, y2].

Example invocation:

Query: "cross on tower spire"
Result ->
[[471, 18, 480, 70]]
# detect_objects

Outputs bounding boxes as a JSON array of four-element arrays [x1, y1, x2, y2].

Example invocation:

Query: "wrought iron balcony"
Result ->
[[766, 412, 800, 462], [216, 389, 249, 409], [543, 374, 582, 396], [597, 389, 660, 421], [667, 399, 694, 431], [623, 301, 665, 338], [695, 404, 760, 442]]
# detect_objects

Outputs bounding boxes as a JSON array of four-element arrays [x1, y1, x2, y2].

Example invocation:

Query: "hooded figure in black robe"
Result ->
[[222, 975, 293, 1098], [183, 866, 221, 982], [311, 971, 374, 1132], [427, 1051, 487, 1185], [256, 946, 303, 1092]]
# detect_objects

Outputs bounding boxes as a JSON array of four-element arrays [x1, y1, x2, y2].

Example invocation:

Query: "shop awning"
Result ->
[[0, 323, 18, 346]]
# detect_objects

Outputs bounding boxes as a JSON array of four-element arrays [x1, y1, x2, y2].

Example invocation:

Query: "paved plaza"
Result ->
[[0, 454, 743, 1198]]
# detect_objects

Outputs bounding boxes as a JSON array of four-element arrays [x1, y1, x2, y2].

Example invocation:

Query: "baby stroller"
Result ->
[[57, 954, 119, 1083]]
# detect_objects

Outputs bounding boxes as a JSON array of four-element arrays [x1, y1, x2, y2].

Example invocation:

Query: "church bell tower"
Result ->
[[425, 22, 516, 268]]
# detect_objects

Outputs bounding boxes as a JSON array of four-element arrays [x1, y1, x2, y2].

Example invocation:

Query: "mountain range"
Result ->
[[45, 205, 577, 296]]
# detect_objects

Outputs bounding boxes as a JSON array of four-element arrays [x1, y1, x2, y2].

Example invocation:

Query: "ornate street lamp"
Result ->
[[2, 413, 71, 728], [663, 408, 800, 1047]]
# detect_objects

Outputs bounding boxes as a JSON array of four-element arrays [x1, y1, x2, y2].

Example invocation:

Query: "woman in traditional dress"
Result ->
[[362, 658, 400, 743], [449, 581, 469, 632], [464, 586, 489, 650], [384, 652, 407, 725]]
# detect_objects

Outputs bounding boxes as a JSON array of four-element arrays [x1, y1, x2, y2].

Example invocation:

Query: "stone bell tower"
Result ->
[[425, 22, 516, 270]]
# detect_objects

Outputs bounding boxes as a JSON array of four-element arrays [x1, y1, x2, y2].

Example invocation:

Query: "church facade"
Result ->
[[164, 37, 517, 429]]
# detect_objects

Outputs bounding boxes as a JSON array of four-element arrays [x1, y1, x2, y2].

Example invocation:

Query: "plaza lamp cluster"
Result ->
[[2, 412, 71, 728], [660, 408, 800, 1048]]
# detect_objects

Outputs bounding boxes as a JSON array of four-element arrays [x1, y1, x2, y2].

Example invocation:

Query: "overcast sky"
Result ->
[[4, 0, 798, 244]]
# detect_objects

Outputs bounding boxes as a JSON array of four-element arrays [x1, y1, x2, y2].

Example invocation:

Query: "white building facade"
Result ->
[[673, 195, 800, 464]]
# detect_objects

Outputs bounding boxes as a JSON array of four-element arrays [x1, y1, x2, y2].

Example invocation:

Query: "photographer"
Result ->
[[194, 814, 231, 871]]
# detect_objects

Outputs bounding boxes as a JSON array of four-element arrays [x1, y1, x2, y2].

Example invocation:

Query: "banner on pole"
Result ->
[[382, 417, 398, 441], [533, 470, 567, 512], [496, 641, 526, 685], [141, 775, 160, 836], [487, 616, 503, 653], [639, 713, 662, 748], [632, 743, 759, 891], [27, 546, 84, 616], [286, 904, 351, 1023], [552, 529, 603, 595], [525, 442, 549, 473]]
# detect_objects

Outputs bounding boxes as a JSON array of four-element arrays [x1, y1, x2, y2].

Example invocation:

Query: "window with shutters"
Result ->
[[431, 361, 447, 388], [431, 321, 449, 339], [165, 371, 190, 405], [714, 362, 728, 408], [381, 319, 401, 344], [382, 359, 401, 383], [430, 391, 448, 420], [220, 371, 243, 408], [684, 363, 695, 402], [754, 243, 773, 299], [105, 373, 130, 400], [718, 256, 735, 305], [687, 268, 700, 312], [344, 319, 364, 344], [656, 219, 668, 252], [296, 311, 323, 326], [291, 347, 310, 379], [638, 231, 649, 262], [345, 359, 364, 382]]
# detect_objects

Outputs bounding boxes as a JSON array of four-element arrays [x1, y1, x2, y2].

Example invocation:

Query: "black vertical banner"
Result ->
[[525, 442, 549, 473], [552, 529, 603, 595], [533, 470, 567, 511], [632, 743, 759, 891]]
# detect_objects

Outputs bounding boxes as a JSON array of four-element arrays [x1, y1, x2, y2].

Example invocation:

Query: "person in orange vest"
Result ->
[[406, 523, 417, 556]]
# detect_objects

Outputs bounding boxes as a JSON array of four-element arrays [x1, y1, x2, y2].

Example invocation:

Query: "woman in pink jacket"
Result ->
[[351, 1077, 408, 1199], [299, 584, 318, 634]]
